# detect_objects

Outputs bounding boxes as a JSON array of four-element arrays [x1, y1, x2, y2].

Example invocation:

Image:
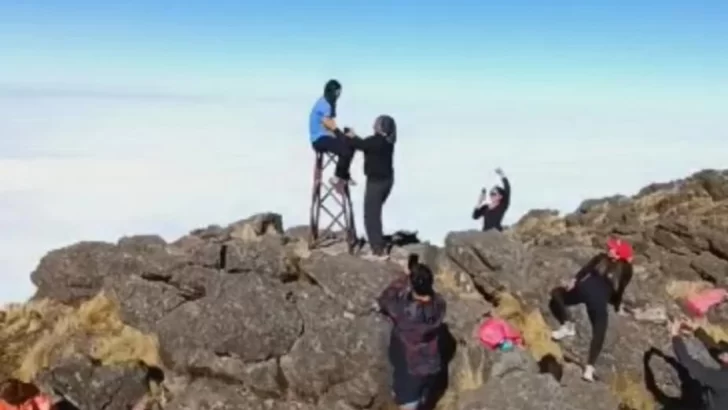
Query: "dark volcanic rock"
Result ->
[[24, 169, 728, 410]]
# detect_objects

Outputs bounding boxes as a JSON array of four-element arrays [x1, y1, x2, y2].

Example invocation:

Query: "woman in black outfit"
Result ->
[[472, 168, 511, 231], [549, 238, 634, 382], [347, 115, 396, 258]]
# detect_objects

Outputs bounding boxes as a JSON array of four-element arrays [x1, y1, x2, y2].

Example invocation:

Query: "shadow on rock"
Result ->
[[643, 347, 705, 410]]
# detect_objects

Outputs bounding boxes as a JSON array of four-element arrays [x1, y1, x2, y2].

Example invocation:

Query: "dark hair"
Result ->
[[374, 115, 397, 143], [323, 79, 341, 118], [491, 186, 505, 197], [595, 253, 630, 277], [407, 254, 434, 297]]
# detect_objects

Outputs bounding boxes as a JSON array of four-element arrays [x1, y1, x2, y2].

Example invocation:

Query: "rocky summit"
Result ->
[[1, 169, 727, 410]]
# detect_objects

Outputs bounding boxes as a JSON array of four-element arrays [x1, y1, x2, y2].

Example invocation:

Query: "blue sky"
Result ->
[[0, 1, 727, 303]]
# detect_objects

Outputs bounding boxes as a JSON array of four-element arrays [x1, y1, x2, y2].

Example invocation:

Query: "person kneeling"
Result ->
[[549, 238, 634, 382], [377, 255, 447, 409]]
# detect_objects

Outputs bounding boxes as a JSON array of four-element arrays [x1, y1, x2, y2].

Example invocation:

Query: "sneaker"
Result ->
[[582, 365, 595, 382], [328, 177, 345, 194], [328, 177, 356, 194], [551, 323, 576, 340], [361, 253, 389, 262]]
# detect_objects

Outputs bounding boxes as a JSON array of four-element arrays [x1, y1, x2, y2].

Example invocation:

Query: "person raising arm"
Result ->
[[472, 167, 511, 231]]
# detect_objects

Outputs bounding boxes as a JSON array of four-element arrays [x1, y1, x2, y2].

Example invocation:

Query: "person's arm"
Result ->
[[317, 100, 338, 132], [611, 263, 633, 312], [672, 335, 728, 389], [495, 168, 511, 207], [694, 327, 722, 351], [349, 135, 378, 152], [574, 254, 603, 282], [472, 190, 488, 219], [377, 275, 409, 317]]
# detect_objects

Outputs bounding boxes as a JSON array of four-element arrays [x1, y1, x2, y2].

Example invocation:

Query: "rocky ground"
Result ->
[[1, 169, 727, 410]]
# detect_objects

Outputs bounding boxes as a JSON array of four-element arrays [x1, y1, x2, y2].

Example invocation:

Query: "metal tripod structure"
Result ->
[[308, 151, 357, 253]]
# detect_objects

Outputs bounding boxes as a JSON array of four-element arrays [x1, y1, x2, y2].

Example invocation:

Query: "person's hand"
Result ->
[[495, 167, 505, 177], [669, 320, 685, 337], [564, 279, 576, 290], [681, 319, 698, 332]]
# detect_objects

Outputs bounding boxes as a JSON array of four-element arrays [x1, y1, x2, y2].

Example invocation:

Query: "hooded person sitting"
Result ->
[[308, 79, 356, 193], [377, 255, 447, 410]]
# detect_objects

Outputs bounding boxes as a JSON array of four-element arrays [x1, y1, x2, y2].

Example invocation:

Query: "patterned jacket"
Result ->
[[377, 275, 447, 376]]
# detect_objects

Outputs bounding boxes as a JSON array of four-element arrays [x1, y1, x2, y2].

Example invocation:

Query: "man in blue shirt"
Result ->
[[309, 79, 355, 192]]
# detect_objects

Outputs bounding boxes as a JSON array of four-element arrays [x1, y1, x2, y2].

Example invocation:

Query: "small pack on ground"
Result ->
[[478, 317, 523, 351], [684, 288, 728, 317], [0, 395, 52, 410]]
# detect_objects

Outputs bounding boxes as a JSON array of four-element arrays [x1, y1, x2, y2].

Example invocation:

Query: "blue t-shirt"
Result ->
[[309, 97, 332, 143]]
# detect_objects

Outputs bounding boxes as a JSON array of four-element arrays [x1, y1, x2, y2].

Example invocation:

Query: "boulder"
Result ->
[[15, 168, 728, 410]]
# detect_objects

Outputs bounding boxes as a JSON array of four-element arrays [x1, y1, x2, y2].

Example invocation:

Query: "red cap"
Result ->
[[607, 238, 633, 262]]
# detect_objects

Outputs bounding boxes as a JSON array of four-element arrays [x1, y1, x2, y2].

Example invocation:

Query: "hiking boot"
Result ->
[[362, 253, 389, 262], [551, 323, 576, 340], [582, 365, 595, 382]]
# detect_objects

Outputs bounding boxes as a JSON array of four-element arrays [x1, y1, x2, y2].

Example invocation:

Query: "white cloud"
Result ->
[[0, 92, 726, 304]]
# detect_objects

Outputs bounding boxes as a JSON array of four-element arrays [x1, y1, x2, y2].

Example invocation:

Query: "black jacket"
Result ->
[[573, 253, 634, 312], [673, 333, 728, 410], [350, 133, 394, 181], [472, 177, 511, 231]]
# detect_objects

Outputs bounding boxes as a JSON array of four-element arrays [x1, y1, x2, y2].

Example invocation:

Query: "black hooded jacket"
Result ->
[[350, 115, 396, 180], [323, 79, 341, 118], [673, 331, 728, 410]]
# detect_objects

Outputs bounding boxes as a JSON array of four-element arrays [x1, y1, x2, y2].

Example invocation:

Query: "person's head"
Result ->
[[489, 186, 506, 205], [407, 254, 434, 299], [323, 79, 342, 104], [374, 115, 397, 143], [607, 238, 633, 263], [595, 238, 633, 275]]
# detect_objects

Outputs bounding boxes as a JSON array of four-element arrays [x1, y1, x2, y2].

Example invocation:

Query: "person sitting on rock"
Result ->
[[670, 319, 728, 410], [377, 254, 447, 410], [472, 168, 511, 231], [345, 115, 397, 260], [309, 79, 356, 193], [549, 238, 634, 382]]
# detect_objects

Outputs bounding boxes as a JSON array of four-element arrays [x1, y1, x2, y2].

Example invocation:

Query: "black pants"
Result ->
[[549, 279, 610, 366], [312, 134, 354, 181], [389, 332, 435, 408], [364, 177, 393, 254]]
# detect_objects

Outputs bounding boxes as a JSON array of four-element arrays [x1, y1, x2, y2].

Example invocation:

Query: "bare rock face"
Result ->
[[22, 169, 728, 409]]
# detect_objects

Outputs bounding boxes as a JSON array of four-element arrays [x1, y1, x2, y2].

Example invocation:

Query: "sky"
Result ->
[[0, 1, 727, 303]]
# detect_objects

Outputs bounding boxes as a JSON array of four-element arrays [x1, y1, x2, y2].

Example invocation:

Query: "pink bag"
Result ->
[[685, 288, 728, 317], [478, 317, 522, 350]]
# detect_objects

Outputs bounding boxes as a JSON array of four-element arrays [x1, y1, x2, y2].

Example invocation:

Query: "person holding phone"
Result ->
[[472, 168, 511, 231], [377, 255, 446, 409]]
